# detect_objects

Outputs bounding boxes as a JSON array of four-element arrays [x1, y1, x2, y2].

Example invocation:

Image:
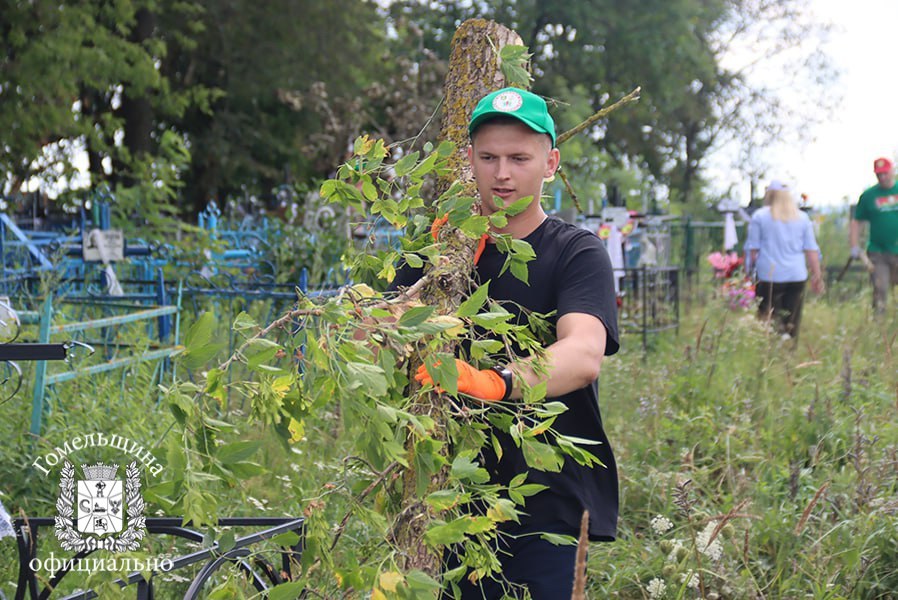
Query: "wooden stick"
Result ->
[[571, 510, 589, 599], [557, 87, 641, 147]]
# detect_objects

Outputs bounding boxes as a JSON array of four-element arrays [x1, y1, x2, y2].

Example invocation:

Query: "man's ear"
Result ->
[[545, 147, 561, 178], [467, 144, 474, 164]]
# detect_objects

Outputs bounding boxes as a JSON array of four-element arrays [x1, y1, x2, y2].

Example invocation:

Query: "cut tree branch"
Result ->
[[556, 87, 641, 147]]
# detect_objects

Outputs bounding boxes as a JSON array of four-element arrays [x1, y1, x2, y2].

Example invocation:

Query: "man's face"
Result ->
[[467, 121, 560, 215], [876, 171, 895, 189]]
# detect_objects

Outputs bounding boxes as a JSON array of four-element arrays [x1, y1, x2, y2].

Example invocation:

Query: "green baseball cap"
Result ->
[[468, 87, 557, 147]]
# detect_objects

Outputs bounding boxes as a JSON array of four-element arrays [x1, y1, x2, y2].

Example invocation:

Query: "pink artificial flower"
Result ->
[[707, 251, 744, 279]]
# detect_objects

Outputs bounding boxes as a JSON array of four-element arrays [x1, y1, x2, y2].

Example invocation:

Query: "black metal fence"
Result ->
[[617, 266, 680, 350]]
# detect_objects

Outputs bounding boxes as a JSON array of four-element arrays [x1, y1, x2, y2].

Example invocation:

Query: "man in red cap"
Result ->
[[850, 157, 898, 312]]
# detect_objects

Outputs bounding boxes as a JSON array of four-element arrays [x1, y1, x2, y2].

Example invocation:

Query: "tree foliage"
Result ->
[[387, 0, 835, 208], [2, 1, 835, 213]]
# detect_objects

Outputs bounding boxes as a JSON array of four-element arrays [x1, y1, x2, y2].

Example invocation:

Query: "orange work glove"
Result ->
[[415, 358, 509, 402], [430, 215, 489, 265]]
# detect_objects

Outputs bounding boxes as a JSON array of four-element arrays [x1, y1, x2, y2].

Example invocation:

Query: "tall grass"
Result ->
[[590, 281, 898, 598]]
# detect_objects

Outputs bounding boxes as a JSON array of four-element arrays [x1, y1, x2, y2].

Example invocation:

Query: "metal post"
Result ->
[[30, 295, 53, 437], [641, 266, 648, 352], [157, 268, 170, 342], [684, 217, 694, 276]]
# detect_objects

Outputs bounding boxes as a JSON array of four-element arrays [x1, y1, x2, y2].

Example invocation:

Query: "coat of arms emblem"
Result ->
[[55, 461, 146, 552]]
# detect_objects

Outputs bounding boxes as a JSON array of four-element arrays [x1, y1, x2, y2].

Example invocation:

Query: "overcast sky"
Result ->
[[719, 0, 898, 207]]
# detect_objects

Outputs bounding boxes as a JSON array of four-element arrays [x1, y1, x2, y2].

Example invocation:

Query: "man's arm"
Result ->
[[507, 312, 607, 399]]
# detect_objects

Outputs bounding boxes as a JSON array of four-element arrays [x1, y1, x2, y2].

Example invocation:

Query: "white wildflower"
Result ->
[[247, 496, 269, 511], [647, 577, 667, 599], [681, 570, 699, 589], [667, 539, 686, 561], [697, 520, 723, 561], [651, 515, 674, 535]]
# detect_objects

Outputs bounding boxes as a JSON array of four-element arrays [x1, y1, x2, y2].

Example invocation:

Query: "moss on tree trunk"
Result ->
[[392, 18, 525, 576]]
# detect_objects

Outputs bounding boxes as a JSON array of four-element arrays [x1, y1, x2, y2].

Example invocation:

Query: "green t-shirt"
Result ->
[[855, 182, 898, 254]]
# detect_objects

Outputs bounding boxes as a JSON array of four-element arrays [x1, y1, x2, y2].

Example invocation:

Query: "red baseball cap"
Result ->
[[873, 157, 893, 174]]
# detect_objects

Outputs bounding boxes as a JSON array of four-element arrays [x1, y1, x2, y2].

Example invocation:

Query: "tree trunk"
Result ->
[[392, 18, 524, 576], [116, 7, 156, 185]]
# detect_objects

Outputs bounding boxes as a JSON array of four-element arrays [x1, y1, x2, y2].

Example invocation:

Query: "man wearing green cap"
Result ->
[[395, 87, 620, 598]]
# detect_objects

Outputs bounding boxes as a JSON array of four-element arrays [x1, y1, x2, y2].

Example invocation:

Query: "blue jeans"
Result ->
[[441, 522, 580, 600]]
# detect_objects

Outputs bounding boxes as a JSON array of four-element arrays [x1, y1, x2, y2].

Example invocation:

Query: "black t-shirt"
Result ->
[[392, 216, 620, 540]]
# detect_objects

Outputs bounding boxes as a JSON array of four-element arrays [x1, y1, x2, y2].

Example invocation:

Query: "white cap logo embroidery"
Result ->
[[492, 91, 523, 113]]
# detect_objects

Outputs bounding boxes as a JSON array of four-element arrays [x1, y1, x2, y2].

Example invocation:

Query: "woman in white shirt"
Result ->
[[745, 185, 824, 340]]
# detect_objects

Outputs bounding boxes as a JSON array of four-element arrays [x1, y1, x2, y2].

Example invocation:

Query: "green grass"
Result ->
[[589, 282, 898, 599]]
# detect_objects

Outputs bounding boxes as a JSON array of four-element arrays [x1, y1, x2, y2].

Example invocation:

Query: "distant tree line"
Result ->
[[1, 0, 834, 217]]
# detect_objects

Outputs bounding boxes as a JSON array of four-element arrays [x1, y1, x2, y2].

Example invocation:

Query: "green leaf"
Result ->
[[217, 530, 236, 552], [268, 581, 305, 600], [470, 339, 504, 361], [491, 433, 504, 462], [424, 353, 458, 395], [501, 64, 533, 88], [499, 45, 532, 62], [489, 213, 508, 228], [319, 179, 337, 199], [204, 368, 226, 404], [405, 569, 442, 592], [450, 455, 489, 483], [244, 337, 282, 369], [511, 239, 536, 261], [470, 311, 514, 330], [232, 311, 258, 331], [466, 516, 495, 533], [457, 214, 490, 238], [522, 381, 549, 405], [425, 489, 470, 511], [409, 151, 439, 177], [362, 179, 377, 202], [376, 403, 399, 423], [404, 253, 423, 268], [509, 260, 530, 284], [345, 362, 388, 397], [557, 434, 603, 446], [435, 141, 455, 157], [509, 472, 528, 488], [228, 461, 267, 478], [515, 483, 548, 497], [207, 584, 239, 600], [382, 440, 409, 467], [424, 518, 470, 546], [486, 499, 519, 523], [271, 531, 301, 547], [393, 151, 420, 177], [521, 439, 564, 472], [216, 440, 260, 464], [181, 312, 222, 369], [540, 532, 578, 546], [456, 282, 490, 318], [414, 437, 446, 496], [399, 305, 435, 327]]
